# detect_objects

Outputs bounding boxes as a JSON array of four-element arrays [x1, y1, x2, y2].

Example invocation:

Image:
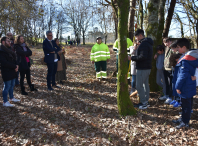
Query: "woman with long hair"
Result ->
[[14, 35, 37, 95], [54, 38, 67, 84]]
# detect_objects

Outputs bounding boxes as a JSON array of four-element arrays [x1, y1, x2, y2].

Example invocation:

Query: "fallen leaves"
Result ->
[[0, 45, 198, 145]]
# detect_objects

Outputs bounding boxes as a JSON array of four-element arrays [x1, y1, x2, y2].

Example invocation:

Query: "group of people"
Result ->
[[1, 28, 197, 129], [90, 29, 198, 129], [65, 38, 80, 46], [0, 31, 67, 107], [154, 37, 198, 129]]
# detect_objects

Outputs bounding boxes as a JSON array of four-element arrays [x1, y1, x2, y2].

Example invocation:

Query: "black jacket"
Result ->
[[14, 44, 32, 71], [131, 38, 153, 69], [0, 45, 17, 81]]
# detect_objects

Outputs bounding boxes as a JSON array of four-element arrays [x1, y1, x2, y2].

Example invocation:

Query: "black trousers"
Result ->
[[20, 68, 31, 91], [163, 70, 173, 97]]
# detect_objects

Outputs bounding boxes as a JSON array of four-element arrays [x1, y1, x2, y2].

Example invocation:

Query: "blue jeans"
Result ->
[[3, 79, 15, 103], [15, 71, 19, 85], [131, 75, 136, 88]]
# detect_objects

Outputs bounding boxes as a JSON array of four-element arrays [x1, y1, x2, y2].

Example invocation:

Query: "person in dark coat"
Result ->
[[43, 31, 61, 90], [128, 29, 153, 109], [6, 32, 20, 86], [14, 35, 37, 95], [0, 37, 20, 107]]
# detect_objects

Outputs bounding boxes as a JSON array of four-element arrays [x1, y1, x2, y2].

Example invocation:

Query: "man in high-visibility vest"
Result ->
[[113, 38, 133, 82], [90, 37, 110, 80]]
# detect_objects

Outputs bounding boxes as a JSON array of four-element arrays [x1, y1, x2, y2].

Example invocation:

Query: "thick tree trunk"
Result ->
[[128, 0, 136, 40], [162, 0, 176, 38], [157, 0, 166, 42], [146, 0, 160, 92], [139, 0, 143, 29], [116, 0, 136, 116]]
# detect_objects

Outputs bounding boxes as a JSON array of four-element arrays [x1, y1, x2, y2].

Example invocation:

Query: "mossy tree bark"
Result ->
[[146, 0, 166, 92], [146, 0, 160, 92], [116, 0, 136, 116], [139, 0, 143, 29]]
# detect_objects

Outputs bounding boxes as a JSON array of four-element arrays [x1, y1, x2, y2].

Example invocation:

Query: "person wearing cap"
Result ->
[[113, 38, 133, 83], [90, 37, 110, 80]]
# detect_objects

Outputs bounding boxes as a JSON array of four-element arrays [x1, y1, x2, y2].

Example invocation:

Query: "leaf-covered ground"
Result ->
[[0, 45, 198, 146]]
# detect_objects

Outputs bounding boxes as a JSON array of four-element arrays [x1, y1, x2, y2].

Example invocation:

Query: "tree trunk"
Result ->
[[139, 0, 143, 29], [128, 0, 136, 40], [146, 0, 160, 92], [196, 19, 198, 48], [175, 13, 184, 38], [116, 0, 136, 116], [157, 0, 166, 42], [105, 34, 107, 44], [162, 0, 176, 38], [83, 31, 85, 45], [113, 12, 118, 40]]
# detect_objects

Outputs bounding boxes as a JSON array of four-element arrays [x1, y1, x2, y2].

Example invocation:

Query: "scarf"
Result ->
[[20, 43, 30, 63], [0, 45, 16, 60], [21, 43, 27, 51]]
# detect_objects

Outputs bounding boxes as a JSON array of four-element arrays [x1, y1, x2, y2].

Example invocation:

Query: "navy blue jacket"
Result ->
[[43, 39, 60, 63], [131, 38, 153, 69], [175, 52, 198, 98]]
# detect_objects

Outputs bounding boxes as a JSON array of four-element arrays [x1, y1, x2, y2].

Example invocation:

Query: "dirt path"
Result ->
[[0, 45, 198, 145]]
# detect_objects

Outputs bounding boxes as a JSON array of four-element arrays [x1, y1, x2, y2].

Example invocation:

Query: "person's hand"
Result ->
[[91, 61, 94, 64], [128, 56, 131, 60], [191, 76, 196, 81], [176, 89, 181, 94], [154, 54, 158, 60], [134, 45, 138, 50]]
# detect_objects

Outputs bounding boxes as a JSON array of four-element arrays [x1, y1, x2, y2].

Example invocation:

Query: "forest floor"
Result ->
[[0, 45, 198, 146]]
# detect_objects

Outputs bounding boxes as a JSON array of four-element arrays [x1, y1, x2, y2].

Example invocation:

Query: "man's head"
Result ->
[[46, 31, 53, 41], [170, 41, 178, 52], [1, 37, 11, 48], [96, 37, 102, 44], [6, 32, 13, 39], [134, 29, 145, 42], [156, 45, 164, 54], [163, 37, 172, 47], [177, 38, 190, 54]]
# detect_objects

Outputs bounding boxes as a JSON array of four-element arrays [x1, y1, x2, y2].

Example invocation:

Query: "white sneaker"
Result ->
[[159, 95, 167, 100], [3, 101, 14, 107], [164, 98, 172, 104], [10, 98, 20, 102]]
